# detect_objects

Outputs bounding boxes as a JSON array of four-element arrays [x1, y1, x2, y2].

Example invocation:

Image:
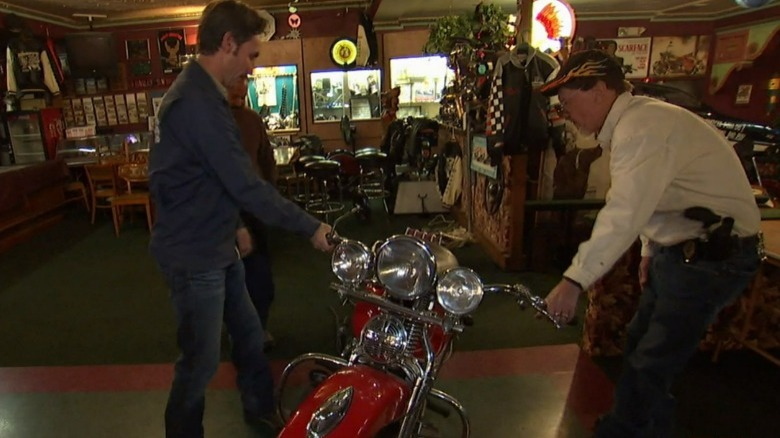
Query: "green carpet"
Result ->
[[0, 206, 581, 367]]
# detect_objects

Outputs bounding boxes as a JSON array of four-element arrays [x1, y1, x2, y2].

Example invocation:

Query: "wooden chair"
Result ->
[[112, 163, 153, 236], [64, 180, 90, 212], [84, 163, 118, 224], [128, 150, 149, 164]]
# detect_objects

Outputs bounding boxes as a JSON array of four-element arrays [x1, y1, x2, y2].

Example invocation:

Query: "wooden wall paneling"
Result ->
[[471, 154, 528, 270], [380, 29, 430, 92]]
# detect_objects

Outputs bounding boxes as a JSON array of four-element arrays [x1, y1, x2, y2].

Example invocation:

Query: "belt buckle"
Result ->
[[683, 240, 697, 263]]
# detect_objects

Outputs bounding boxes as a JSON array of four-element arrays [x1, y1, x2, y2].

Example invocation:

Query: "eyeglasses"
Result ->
[[552, 90, 582, 117], [552, 99, 569, 116]]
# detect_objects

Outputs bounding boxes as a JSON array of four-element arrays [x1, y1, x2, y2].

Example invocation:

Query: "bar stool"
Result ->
[[292, 154, 325, 205], [355, 147, 388, 199], [304, 159, 344, 222], [327, 149, 360, 196]]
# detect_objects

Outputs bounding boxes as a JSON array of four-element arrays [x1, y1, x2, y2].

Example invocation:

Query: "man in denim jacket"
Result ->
[[149, 2, 332, 436]]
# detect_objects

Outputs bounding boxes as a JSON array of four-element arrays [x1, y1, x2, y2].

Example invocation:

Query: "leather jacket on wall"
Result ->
[[6, 33, 61, 96]]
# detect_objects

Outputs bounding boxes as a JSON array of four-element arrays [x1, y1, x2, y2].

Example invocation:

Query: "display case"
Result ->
[[4, 108, 64, 165], [247, 65, 300, 133], [311, 68, 381, 123], [390, 56, 453, 119], [55, 132, 152, 166]]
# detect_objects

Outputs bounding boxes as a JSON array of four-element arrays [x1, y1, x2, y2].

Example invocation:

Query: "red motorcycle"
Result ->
[[277, 202, 560, 437]]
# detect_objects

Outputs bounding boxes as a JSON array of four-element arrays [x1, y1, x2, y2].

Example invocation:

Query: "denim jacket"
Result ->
[[149, 61, 319, 270]]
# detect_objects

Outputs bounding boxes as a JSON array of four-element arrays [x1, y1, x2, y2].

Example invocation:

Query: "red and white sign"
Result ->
[[532, 0, 576, 53]]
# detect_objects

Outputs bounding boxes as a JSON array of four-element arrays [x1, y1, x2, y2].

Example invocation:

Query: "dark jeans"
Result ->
[[240, 213, 275, 329], [595, 240, 760, 438], [242, 240, 275, 329], [158, 260, 273, 438]]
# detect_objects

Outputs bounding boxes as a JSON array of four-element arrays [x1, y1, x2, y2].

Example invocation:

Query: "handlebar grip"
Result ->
[[326, 231, 342, 246], [485, 283, 562, 329]]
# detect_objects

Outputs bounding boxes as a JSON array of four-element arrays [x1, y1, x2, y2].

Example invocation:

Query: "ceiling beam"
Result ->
[[366, 0, 383, 19]]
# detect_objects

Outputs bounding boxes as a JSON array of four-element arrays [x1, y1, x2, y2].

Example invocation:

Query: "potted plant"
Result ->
[[422, 2, 512, 61]]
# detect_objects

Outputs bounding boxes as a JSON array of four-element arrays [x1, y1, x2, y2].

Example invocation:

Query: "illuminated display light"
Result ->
[[531, 0, 576, 53]]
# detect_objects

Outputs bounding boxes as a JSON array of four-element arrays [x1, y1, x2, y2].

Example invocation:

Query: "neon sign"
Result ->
[[532, 0, 576, 53]]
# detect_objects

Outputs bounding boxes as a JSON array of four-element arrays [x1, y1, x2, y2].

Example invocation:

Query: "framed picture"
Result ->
[[125, 39, 150, 60], [158, 29, 186, 74], [597, 37, 651, 79], [649, 35, 711, 78], [470, 134, 498, 179], [735, 84, 753, 105]]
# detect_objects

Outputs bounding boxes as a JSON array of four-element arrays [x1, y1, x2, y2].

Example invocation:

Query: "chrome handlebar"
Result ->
[[333, 282, 562, 331], [484, 283, 562, 329], [331, 283, 466, 333]]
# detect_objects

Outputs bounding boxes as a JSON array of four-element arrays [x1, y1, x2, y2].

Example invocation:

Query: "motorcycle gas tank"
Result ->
[[279, 365, 411, 437], [352, 283, 450, 358]]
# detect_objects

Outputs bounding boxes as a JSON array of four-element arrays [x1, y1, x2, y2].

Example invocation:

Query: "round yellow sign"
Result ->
[[330, 38, 358, 68]]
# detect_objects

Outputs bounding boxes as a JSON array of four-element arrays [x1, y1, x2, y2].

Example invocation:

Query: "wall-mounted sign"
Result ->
[[735, 84, 753, 105], [598, 37, 652, 79], [650, 35, 711, 78], [532, 0, 576, 53], [713, 30, 749, 64], [330, 37, 358, 69], [288, 13, 301, 29], [158, 29, 186, 74]]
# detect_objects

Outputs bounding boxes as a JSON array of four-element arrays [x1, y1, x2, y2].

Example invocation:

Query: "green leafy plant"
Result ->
[[422, 3, 511, 56]]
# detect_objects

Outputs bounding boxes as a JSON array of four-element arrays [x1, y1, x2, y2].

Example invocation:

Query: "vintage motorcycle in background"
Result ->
[[276, 200, 561, 437]]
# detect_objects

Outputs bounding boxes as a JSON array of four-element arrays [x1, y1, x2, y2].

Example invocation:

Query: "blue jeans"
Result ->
[[595, 240, 760, 438], [159, 260, 273, 438], [240, 215, 275, 328]]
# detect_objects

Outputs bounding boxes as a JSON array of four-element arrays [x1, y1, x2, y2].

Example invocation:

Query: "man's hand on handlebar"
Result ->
[[310, 222, 336, 253], [544, 279, 582, 326]]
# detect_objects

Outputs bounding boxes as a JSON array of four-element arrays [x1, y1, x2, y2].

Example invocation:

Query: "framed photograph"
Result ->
[[735, 84, 753, 105], [650, 35, 711, 78], [125, 39, 150, 60], [158, 29, 186, 74], [470, 134, 498, 179]]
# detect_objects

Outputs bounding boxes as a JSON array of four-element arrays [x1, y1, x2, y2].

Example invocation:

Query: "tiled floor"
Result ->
[[0, 344, 611, 437]]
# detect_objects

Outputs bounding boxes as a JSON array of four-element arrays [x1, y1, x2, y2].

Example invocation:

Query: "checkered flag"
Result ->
[[486, 63, 505, 136]]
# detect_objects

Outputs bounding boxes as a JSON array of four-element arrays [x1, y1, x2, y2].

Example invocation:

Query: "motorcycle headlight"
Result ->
[[436, 267, 484, 315], [360, 314, 408, 364], [375, 235, 436, 299], [331, 240, 372, 285]]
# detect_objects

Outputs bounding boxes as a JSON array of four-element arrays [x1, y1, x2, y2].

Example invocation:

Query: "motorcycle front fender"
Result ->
[[279, 364, 412, 437]]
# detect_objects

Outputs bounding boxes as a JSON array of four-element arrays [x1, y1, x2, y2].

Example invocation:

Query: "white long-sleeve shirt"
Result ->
[[564, 93, 760, 289]]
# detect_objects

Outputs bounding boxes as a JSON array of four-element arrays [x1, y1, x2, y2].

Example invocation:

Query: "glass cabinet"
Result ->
[[55, 132, 152, 166], [389, 56, 454, 119], [5, 108, 64, 164], [247, 65, 300, 133], [311, 69, 381, 123]]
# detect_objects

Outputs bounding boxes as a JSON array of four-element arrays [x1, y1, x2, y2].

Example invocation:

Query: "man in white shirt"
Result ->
[[540, 50, 761, 437]]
